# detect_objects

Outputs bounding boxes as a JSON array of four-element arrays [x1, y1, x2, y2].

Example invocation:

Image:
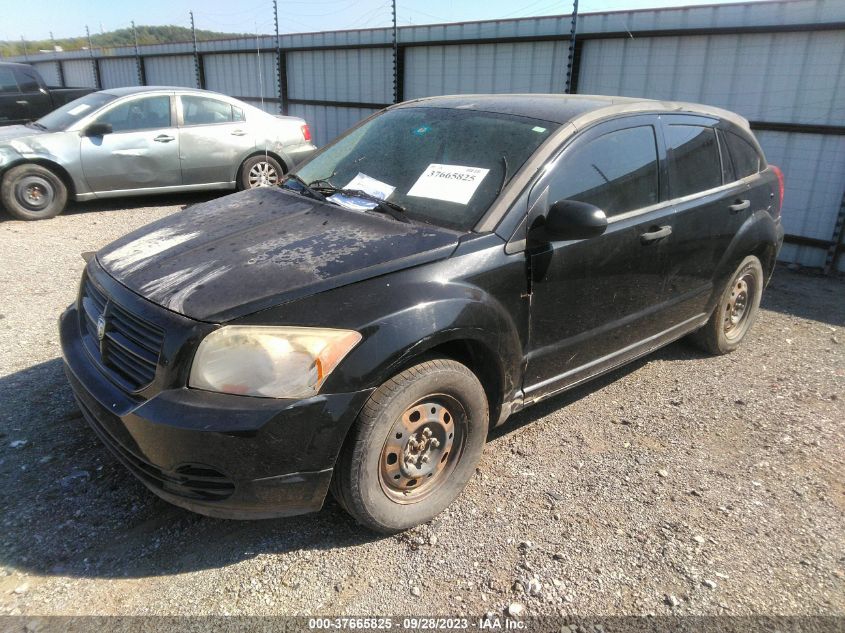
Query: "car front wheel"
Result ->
[[331, 359, 489, 533], [1, 164, 68, 220], [690, 255, 764, 355]]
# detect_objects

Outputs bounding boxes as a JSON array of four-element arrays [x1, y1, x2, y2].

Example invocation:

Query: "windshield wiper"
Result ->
[[313, 186, 409, 223], [280, 173, 325, 200], [26, 121, 48, 130]]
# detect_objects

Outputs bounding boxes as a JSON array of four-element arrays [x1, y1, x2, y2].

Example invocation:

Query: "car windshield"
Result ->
[[292, 107, 558, 230], [35, 92, 116, 131]]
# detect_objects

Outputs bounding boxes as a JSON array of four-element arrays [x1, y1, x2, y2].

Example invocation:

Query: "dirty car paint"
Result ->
[[97, 187, 460, 322]]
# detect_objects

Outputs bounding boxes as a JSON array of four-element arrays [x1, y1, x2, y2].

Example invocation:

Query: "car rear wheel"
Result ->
[[1, 164, 68, 220], [330, 359, 489, 533], [239, 155, 284, 190], [690, 255, 764, 355]]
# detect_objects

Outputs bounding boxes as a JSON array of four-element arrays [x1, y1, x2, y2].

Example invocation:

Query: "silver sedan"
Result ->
[[0, 87, 316, 220]]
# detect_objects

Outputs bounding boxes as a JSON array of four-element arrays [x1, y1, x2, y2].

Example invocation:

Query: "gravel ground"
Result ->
[[0, 196, 843, 619]]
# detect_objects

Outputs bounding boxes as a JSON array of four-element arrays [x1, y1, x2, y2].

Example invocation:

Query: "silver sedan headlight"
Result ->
[[189, 326, 362, 399]]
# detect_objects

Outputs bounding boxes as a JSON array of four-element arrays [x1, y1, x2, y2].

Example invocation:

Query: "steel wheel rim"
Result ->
[[15, 176, 54, 211], [378, 394, 467, 504], [247, 161, 279, 188], [723, 267, 756, 341]]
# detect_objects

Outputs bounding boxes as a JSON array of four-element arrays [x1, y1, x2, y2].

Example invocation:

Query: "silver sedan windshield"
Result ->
[[36, 93, 117, 131]]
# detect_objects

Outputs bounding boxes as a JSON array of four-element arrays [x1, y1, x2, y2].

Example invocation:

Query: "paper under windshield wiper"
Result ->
[[313, 186, 408, 222]]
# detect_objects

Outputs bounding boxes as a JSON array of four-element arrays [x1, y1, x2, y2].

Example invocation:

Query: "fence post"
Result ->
[[132, 22, 146, 86], [86, 25, 102, 89], [392, 0, 399, 104], [824, 189, 845, 274], [564, 0, 579, 94], [190, 11, 204, 89], [50, 31, 65, 87]]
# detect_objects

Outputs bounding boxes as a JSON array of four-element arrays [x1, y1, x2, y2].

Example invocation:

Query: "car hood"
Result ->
[[97, 187, 461, 322], [0, 125, 45, 144]]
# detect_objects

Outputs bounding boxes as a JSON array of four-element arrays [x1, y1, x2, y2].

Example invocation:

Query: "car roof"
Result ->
[[99, 86, 228, 98], [394, 93, 750, 130]]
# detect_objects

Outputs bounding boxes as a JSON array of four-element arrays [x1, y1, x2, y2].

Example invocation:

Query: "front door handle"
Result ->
[[230, 129, 248, 136], [16, 100, 28, 105], [729, 199, 750, 213], [154, 134, 175, 143], [640, 225, 672, 244]]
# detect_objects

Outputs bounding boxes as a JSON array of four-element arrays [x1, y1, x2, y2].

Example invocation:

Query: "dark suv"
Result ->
[[60, 94, 784, 533]]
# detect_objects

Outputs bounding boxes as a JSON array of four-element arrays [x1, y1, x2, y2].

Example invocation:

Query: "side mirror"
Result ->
[[83, 122, 112, 137], [530, 199, 608, 242]]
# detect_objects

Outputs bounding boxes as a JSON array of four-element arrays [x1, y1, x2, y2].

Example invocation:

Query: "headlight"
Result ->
[[189, 326, 362, 399]]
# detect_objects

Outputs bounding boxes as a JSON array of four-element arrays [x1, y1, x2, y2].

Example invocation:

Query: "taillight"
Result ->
[[301, 124, 312, 142], [771, 165, 785, 209]]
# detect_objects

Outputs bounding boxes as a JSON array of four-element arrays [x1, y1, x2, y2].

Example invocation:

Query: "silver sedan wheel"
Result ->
[[247, 160, 280, 188], [15, 175, 55, 212]]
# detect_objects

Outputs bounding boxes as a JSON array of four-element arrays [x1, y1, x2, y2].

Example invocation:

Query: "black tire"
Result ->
[[1, 164, 68, 220], [689, 255, 764, 355], [330, 359, 489, 534], [238, 155, 284, 190]]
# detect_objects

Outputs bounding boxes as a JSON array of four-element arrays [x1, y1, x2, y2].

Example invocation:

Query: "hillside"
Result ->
[[0, 25, 254, 57]]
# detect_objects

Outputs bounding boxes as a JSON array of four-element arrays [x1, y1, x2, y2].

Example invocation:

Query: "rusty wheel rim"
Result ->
[[15, 176, 54, 211], [378, 394, 466, 504], [723, 267, 756, 341]]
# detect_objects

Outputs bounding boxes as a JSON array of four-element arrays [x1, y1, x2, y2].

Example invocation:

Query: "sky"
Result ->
[[0, 0, 778, 42]]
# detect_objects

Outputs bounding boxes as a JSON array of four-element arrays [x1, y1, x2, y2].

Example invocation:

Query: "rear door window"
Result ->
[[13, 69, 40, 93], [667, 125, 722, 198], [547, 125, 659, 218], [180, 95, 239, 126], [724, 131, 761, 179], [0, 68, 18, 94]]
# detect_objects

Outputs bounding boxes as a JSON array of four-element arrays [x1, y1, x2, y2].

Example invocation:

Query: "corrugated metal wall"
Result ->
[[60, 59, 97, 88], [204, 53, 278, 99], [143, 55, 197, 88], [7, 0, 845, 270], [99, 58, 141, 88]]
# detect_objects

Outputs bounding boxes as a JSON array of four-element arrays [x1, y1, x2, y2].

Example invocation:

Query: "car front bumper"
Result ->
[[59, 304, 373, 520]]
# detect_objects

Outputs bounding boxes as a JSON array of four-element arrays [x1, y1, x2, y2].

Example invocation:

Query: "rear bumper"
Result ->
[[287, 143, 317, 166], [60, 305, 372, 519]]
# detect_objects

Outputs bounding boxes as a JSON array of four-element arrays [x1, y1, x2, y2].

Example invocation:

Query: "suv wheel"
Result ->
[[331, 359, 489, 533], [690, 255, 764, 355], [1, 164, 68, 220]]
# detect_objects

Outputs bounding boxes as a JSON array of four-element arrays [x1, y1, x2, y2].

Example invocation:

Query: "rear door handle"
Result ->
[[640, 225, 672, 244], [729, 199, 750, 213], [154, 134, 175, 143], [230, 129, 248, 136], [16, 100, 28, 105]]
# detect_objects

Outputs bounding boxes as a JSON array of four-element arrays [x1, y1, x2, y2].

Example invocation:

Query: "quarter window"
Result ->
[[667, 125, 722, 197], [547, 126, 659, 217], [96, 95, 172, 132], [724, 131, 761, 179], [180, 95, 242, 125]]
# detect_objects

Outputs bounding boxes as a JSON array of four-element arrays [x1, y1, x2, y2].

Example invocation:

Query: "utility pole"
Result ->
[[391, 0, 398, 103], [21, 37, 29, 61], [132, 21, 146, 85], [86, 25, 101, 89], [190, 10, 203, 89], [564, 0, 579, 94]]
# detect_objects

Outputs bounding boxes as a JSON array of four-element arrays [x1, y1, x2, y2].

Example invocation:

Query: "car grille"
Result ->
[[73, 390, 235, 502], [79, 274, 165, 392]]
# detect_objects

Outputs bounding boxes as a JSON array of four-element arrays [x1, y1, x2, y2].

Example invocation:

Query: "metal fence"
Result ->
[[7, 0, 845, 272]]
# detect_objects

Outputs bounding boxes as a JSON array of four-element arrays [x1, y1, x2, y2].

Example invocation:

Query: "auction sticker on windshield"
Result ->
[[407, 164, 490, 205]]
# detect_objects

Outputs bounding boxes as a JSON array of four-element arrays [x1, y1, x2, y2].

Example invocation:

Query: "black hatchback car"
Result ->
[[60, 94, 784, 532]]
